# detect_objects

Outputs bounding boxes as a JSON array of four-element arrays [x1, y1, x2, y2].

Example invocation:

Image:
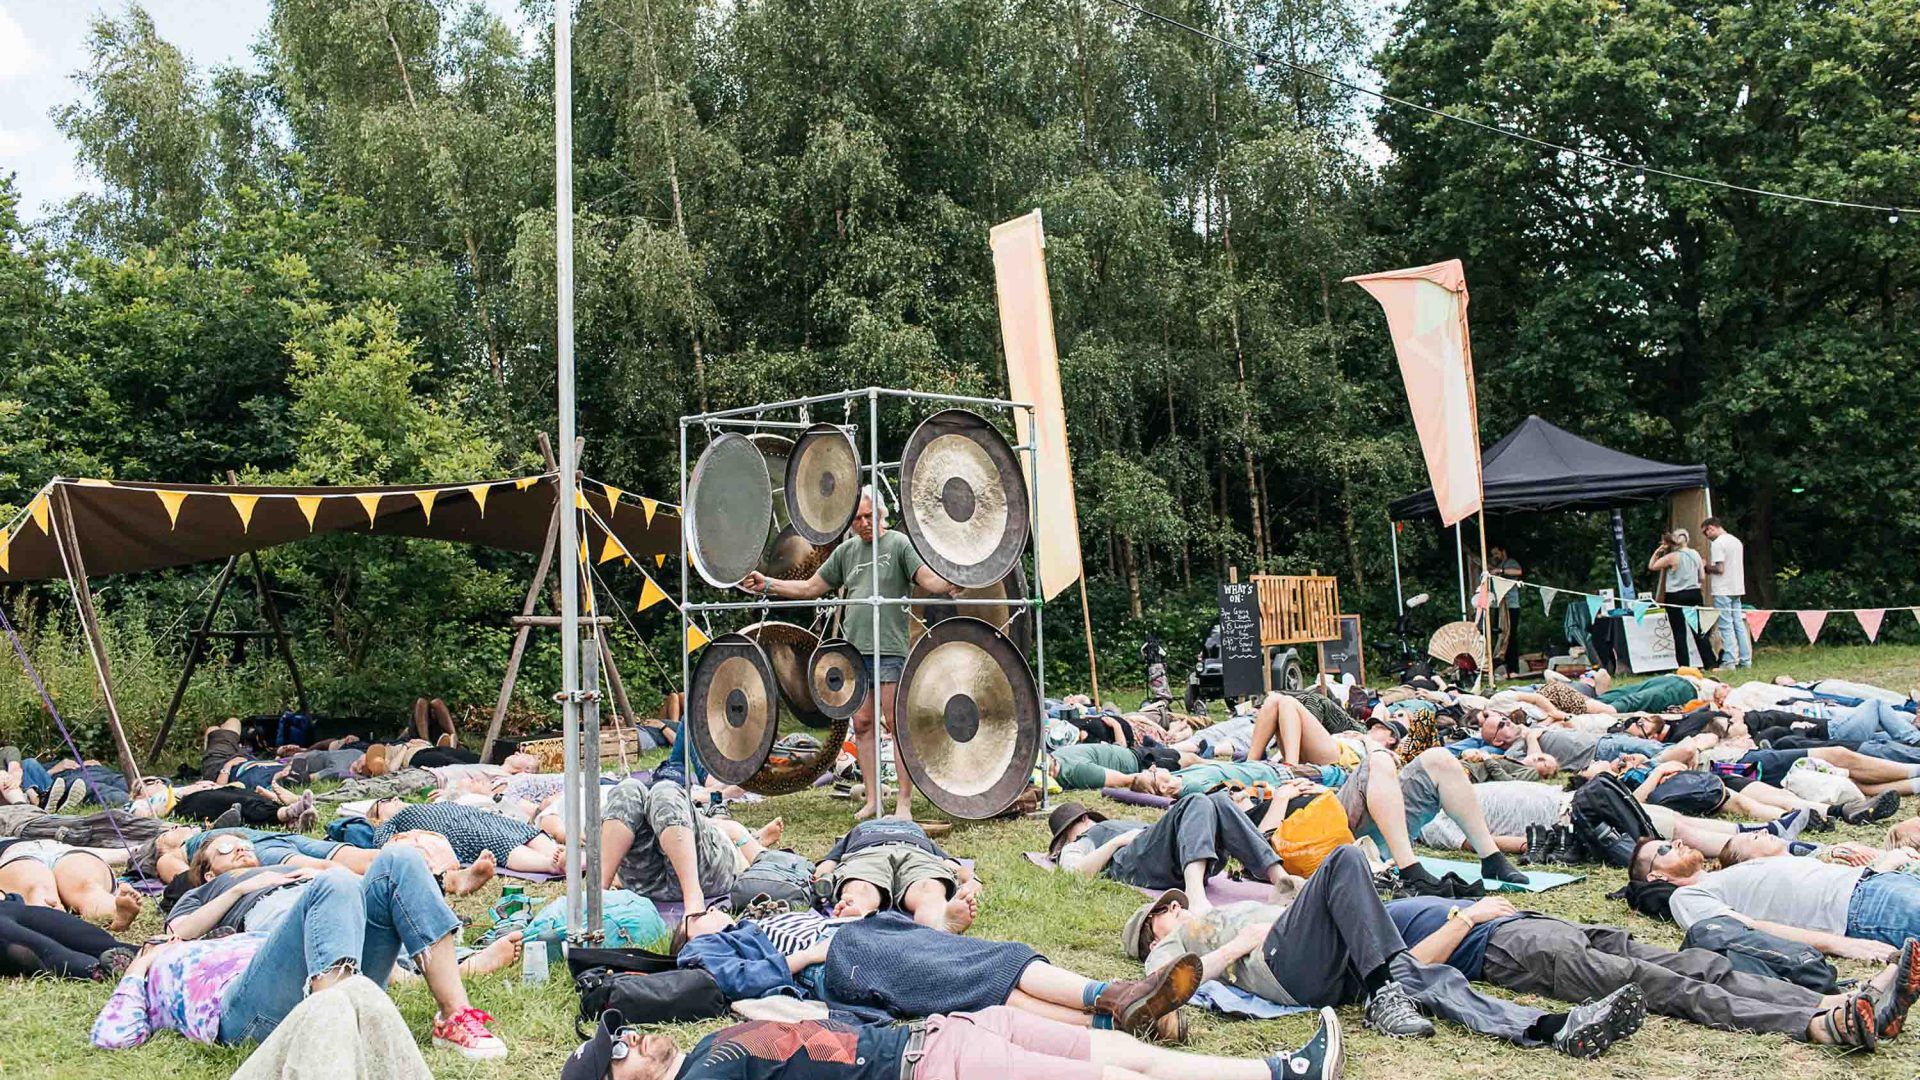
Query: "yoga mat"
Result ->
[[1100, 787, 1172, 808], [1417, 856, 1583, 893], [496, 867, 563, 883], [1023, 852, 1276, 906]]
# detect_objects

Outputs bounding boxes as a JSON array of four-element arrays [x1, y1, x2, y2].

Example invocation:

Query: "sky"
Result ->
[[0, 0, 529, 223]]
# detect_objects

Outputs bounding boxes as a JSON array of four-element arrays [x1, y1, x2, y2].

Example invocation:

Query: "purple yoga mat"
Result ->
[[1022, 851, 1275, 905], [496, 867, 563, 883], [1100, 786, 1172, 808]]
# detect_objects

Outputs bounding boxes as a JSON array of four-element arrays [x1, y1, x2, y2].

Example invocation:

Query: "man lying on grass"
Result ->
[[812, 818, 981, 931], [1048, 794, 1299, 911], [1130, 844, 1644, 1058], [561, 1002, 1344, 1080]]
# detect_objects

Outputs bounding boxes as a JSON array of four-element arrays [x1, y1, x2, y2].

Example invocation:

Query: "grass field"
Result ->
[[6, 641, 1920, 1080]]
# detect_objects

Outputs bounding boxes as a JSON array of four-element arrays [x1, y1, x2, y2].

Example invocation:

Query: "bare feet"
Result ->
[[943, 894, 978, 933], [853, 803, 880, 822], [109, 883, 142, 932], [830, 897, 870, 919], [460, 930, 524, 977], [444, 851, 498, 896], [756, 818, 785, 847]]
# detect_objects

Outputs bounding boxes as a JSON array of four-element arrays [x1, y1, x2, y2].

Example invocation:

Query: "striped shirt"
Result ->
[[373, 802, 540, 865], [753, 911, 844, 955]]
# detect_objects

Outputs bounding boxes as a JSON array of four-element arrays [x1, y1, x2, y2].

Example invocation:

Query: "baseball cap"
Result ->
[[1121, 888, 1187, 960], [1368, 717, 1408, 743], [562, 1010, 621, 1080]]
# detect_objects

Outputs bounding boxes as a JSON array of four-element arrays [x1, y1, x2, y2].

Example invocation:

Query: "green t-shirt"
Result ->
[[1174, 760, 1291, 797], [1598, 674, 1697, 713], [818, 529, 926, 658], [1053, 743, 1138, 790]]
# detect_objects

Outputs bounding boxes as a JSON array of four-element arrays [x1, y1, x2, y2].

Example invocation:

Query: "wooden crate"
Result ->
[[519, 727, 648, 773], [1250, 574, 1342, 645]]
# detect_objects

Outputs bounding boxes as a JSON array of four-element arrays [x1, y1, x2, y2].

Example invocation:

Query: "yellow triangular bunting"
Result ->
[[601, 485, 624, 510], [640, 497, 658, 526], [686, 623, 710, 652], [637, 575, 668, 612], [228, 494, 260, 533], [466, 484, 492, 517], [515, 476, 539, 490], [294, 496, 323, 531], [578, 538, 589, 564], [156, 490, 189, 529], [414, 489, 438, 524], [598, 534, 623, 564], [354, 493, 382, 526], [574, 490, 589, 510], [655, 553, 667, 568], [75, 478, 114, 487], [0, 527, 10, 574], [28, 495, 49, 535]]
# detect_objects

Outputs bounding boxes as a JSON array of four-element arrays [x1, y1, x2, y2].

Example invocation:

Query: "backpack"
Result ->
[[1645, 770, 1727, 816], [526, 890, 671, 961], [1683, 915, 1839, 993], [729, 848, 818, 911], [1271, 791, 1355, 878], [574, 967, 727, 1034], [1569, 773, 1659, 867]]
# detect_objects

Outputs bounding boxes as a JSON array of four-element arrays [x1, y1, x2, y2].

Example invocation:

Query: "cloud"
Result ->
[[0, 7, 42, 84]]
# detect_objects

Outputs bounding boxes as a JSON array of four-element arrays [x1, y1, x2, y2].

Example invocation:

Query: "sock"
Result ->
[[1362, 962, 1392, 997], [1904, 765, 1920, 779], [1082, 981, 1109, 1008], [1526, 1015, 1567, 1041], [1397, 861, 1438, 886], [1480, 851, 1528, 884], [1091, 1014, 1113, 1030], [1765, 808, 1810, 840], [1897, 777, 1920, 796]]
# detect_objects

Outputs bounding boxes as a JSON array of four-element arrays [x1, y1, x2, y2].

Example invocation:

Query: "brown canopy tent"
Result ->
[[0, 472, 680, 781]]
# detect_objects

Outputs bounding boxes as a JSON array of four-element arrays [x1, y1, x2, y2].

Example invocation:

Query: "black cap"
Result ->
[[1368, 717, 1409, 743], [562, 1010, 621, 1080], [1046, 801, 1106, 857]]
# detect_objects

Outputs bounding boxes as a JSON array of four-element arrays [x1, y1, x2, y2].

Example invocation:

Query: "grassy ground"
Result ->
[[7, 642, 1920, 1079]]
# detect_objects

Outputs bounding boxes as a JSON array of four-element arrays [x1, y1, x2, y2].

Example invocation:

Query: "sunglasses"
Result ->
[[209, 838, 251, 857], [1649, 842, 1674, 859], [610, 1027, 643, 1062]]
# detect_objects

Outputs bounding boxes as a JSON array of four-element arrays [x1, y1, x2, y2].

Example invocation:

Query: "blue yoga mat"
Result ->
[[1418, 856, 1583, 893]]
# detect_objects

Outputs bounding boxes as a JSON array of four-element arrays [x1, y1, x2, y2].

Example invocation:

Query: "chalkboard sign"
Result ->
[[1316, 615, 1366, 685], [1217, 581, 1265, 699]]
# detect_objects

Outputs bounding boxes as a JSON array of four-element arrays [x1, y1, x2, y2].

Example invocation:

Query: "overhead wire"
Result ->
[[1100, 0, 1916, 218]]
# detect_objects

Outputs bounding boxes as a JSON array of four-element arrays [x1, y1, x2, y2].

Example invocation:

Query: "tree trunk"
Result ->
[[1122, 535, 1142, 620]]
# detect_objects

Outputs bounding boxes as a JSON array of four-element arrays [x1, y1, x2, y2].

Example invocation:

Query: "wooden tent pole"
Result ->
[[1077, 577, 1102, 706], [150, 554, 241, 759], [52, 484, 143, 783], [1478, 515, 1494, 684], [226, 472, 311, 717], [482, 435, 564, 762]]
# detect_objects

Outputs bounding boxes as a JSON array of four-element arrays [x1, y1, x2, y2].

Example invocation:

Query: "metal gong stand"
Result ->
[[676, 387, 1051, 888]]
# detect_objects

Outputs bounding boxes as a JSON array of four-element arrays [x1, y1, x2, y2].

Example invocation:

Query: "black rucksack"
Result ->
[[1569, 773, 1659, 867], [1644, 770, 1727, 816], [729, 848, 819, 911], [573, 959, 727, 1036]]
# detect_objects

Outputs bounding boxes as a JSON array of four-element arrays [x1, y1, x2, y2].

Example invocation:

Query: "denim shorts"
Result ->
[[1597, 734, 1668, 761], [864, 655, 905, 684], [1845, 870, 1920, 947]]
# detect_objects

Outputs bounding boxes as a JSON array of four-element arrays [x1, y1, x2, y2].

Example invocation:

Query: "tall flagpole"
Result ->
[[555, 0, 584, 938]]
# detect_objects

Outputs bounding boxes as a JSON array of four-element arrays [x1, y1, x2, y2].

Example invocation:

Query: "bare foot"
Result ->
[[831, 897, 869, 919], [756, 818, 785, 847], [109, 884, 142, 932], [460, 930, 524, 977], [444, 850, 498, 895], [853, 803, 880, 822], [943, 895, 978, 933]]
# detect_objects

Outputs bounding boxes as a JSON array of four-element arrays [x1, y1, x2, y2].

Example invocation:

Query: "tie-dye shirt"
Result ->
[[90, 934, 264, 1048]]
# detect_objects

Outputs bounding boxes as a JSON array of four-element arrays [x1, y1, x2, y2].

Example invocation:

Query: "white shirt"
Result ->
[[1708, 534, 1746, 597], [1668, 855, 1863, 934]]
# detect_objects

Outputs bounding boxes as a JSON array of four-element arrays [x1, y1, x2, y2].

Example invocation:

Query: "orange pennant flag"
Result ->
[[27, 494, 50, 536], [294, 496, 323, 531], [640, 497, 658, 527], [0, 527, 10, 575], [637, 575, 668, 612], [466, 484, 492, 517], [598, 534, 623, 564], [355, 493, 383, 526], [685, 623, 710, 653], [414, 489, 438, 524], [654, 553, 667, 568], [228, 494, 260, 533], [156, 490, 189, 529]]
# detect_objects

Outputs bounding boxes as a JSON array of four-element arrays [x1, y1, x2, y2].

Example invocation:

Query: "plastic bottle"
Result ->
[[521, 934, 550, 985]]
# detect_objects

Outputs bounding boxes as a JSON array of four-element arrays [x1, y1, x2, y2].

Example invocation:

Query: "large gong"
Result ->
[[808, 638, 870, 721], [687, 433, 774, 587], [899, 410, 1030, 588], [786, 423, 862, 545], [739, 620, 831, 728], [893, 617, 1040, 819], [751, 434, 838, 580], [910, 563, 1031, 658], [687, 633, 779, 785]]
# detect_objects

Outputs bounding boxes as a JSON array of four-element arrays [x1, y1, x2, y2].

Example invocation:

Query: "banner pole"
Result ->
[[1078, 577, 1101, 706], [1478, 515, 1494, 683], [1389, 515, 1404, 615]]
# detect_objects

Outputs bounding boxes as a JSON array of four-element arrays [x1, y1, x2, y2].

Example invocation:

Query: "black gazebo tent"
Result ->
[[1390, 415, 1708, 520]]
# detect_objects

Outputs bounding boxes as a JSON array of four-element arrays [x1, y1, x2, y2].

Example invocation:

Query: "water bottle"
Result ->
[[521, 934, 550, 985]]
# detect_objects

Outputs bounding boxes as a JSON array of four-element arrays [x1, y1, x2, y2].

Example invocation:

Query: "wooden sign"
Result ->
[[1217, 580, 1265, 699], [1316, 614, 1366, 684]]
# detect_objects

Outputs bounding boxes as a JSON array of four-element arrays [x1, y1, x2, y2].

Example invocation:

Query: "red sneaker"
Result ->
[[433, 1007, 507, 1060]]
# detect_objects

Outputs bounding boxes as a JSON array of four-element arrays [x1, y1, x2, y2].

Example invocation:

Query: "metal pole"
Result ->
[[582, 615, 603, 936], [1026, 406, 1049, 813], [1454, 523, 1467, 619], [681, 386, 1036, 423], [868, 389, 887, 817], [1389, 515, 1404, 615], [554, 0, 583, 939], [680, 418, 696, 898]]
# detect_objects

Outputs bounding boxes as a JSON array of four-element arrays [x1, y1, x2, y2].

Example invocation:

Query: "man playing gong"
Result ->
[[742, 489, 962, 820]]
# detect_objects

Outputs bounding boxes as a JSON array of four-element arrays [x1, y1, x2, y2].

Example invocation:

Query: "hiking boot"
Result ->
[[1095, 953, 1203, 1037], [1522, 824, 1553, 866], [432, 1007, 507, 1060], [1268, 1007, 1343, 1080], [1546, 826, 1588, 865], [1363, 982, 1433, 1038], [1868, 791, 1903, 822], [1151, 1009, 1189, 1044], [1552, 984, 1645, 1059]]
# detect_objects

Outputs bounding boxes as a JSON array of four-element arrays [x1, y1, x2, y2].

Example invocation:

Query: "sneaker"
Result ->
[[433, 1007, 507, 1060], [1269, 1007, 1344, 1080], [1868, 791, 1903, 822], [1882, 938, 1920, 1039], [1552, 984, 1645, 1059], [1363, 982, 1433, 1038]]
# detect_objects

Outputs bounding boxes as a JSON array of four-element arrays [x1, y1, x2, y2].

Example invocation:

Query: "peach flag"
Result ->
[[1344, 260, 1483, 526], [1744, 609, 1772, 643], [1856, 609, 1886, 642], [1795, 609, 1827, 644]]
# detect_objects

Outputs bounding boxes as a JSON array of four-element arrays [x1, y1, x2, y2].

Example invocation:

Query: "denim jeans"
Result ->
[[18, 758, 51, 794], [1845, 871, 1920, 948], [1822, 700, 1920, 746], [216, 846, 459, 1044], [1712, 595, 1751, 666], [1597, 734, 1668, 761], [1809, 680, 1916, 711]]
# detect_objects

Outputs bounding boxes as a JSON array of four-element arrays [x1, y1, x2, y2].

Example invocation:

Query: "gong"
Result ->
[[786, 423, 863, 545], [739, 620, 831, 728], [807, 637, 870, 721], [893, 617, 1040, 819], [687, 433, 774, 588], [687, 633, 779, 785], [910, 563, 1031, 658], [899, 410, 1030, 588]]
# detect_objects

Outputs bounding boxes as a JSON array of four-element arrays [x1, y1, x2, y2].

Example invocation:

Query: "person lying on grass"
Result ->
[[362, 796, 569, 876], [0, 891, 137, 979], [0, 838, 143, 930], [597, 777, 786, 914], [676, 906, 1200, 1042], [812, 817, 981, 932], [561, 1002, 1345, 1080], [95, 845, 508, 1059], [149, 826, 498, 895], [1047, 793, 1301, 913], [1131, 844, 1644, 1059], [1389, 893, 1908, 1050]]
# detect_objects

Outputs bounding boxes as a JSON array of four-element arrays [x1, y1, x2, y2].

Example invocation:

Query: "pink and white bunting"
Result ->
[[1795, 609, 1828, 645], [1744, 609, 1772, 643], [1855, 609, 1887, 643]]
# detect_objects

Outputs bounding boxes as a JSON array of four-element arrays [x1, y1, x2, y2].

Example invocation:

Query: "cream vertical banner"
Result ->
[[990, 210, 1083, 601], [1343, 260, 1484, 526]]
